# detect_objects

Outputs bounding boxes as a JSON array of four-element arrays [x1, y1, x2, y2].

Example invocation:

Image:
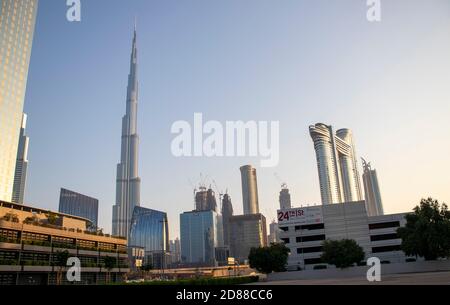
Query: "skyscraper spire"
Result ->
[[112, 26, 141, 241]]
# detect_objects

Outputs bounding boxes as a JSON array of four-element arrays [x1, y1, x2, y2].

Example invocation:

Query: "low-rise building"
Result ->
[[278, 201, 411, 270], [0, 201, 129, 285]]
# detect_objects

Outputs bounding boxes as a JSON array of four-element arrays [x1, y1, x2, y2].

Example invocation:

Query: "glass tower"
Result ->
[[58, 188, 99, 228], [180, 210, 223, 265], [129, 206, 169, 253], [0, 0, 38, 202]]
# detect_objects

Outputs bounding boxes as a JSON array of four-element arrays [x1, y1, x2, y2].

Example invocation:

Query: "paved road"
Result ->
[[251, 271, 450, 285]]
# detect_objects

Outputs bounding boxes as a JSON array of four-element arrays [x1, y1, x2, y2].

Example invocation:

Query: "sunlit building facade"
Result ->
[[309, 123, 363, 205], [240, 165, 260, 215], [362, 159, 384, 217], [0, 0, 38, 202]]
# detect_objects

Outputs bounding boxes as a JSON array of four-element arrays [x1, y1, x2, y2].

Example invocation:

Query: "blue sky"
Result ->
[[24, 0, 450, 238]]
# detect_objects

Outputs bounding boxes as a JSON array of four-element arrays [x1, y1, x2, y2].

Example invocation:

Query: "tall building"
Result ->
[[195, 187, 217, 212], [169, 238, 181, 264], [129, 206, 169, 255], [229, 214, 267, 263], [362, 158, 384, 217], [268, 220, 280, 244], [279, 185, 291, 210], [112, 27, 141, 240], [0, 0, 38, 202], [309, 123, 363, 205], [12, 113, 29, 204], [180, 210, 223, 266], [240, 165, 260, 215], [58, 188, 99, 228], [221, 193, 233, 247]]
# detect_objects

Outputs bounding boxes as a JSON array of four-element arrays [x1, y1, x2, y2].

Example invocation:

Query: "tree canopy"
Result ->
[[397, 198, 450, 261], [248, 243, 290, 274], [321, 239, 365, 269]]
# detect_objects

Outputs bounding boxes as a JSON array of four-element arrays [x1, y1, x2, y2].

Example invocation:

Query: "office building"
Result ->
[[195, 187, 217, 212], [58, 188, 99, 228], [0, 200, 129, 285], [0, 0, 38, 202], [279, 185, 291, 210], [180, 210, 223, 266], [309, 123, 363, 205], [240, 165, 259, 215], [113, 27, 141, 240], [221, 193, 233, 247], [268, 220, 280, 244], [278, 201, 412, 270], [362, 158, 384, 217], [12, 114, 29, 204], [229, 214, 267, 263], [129, 206, 169, 255], [169, 238, 181, 265]]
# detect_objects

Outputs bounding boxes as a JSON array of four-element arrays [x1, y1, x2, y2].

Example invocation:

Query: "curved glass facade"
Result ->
[[129, 207, 169, 252]]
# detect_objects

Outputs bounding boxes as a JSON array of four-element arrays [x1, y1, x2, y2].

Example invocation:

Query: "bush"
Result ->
[[313, 265, 327, 270]]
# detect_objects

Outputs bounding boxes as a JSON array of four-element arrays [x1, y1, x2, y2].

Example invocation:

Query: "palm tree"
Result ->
[[104, 256, 117, 284], [55, 250, 69, 285]]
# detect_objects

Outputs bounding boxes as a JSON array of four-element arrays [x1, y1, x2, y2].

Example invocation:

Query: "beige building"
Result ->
[[0, 0, 38, 202], [229, 214, 267, 263], [0, 200, 129, 285]]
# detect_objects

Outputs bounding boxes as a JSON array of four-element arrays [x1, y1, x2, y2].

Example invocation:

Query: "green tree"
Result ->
[[55, 250, 70, 285], [397, 198, 450, 261], [248, 243, 289, 274], [104, 256, 117, 284], [321, 239, 365, 269]]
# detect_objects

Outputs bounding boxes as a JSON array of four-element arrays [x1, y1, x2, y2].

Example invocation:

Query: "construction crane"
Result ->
[[274, 172, 288, 190]]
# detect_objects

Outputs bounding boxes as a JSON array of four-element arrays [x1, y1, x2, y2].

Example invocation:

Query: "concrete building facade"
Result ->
[[278, 201, 410, 270]]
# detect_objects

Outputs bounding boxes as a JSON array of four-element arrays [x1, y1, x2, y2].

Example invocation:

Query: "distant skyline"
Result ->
[[22, 0, 450, 239]]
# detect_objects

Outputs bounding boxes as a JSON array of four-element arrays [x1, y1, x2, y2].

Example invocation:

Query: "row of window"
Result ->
[[0, 228, 123, 251], [280, 221, 400, 233], [281, 234, 326, 245]]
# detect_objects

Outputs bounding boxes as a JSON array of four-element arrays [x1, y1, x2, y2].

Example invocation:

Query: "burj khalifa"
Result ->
[[112, 27, 141, 240]]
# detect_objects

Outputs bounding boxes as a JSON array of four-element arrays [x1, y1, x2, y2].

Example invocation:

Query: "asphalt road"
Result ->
[[251, 271, 450, 285]]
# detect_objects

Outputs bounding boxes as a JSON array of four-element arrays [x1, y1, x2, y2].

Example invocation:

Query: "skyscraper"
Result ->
[[112, 27, 141, 240], [180, 210, 223, 265], [240, 165, 259, 215], [279, 185, 291, 210], [221, 193, 233, 247], [309, 123, 363, 205], [229, 214, 267, 263], [59, 188, 99, 228], [0, 0, 38, 202], [12, 113, 29, 204], [362, 158, 384, 217], [195, 187, 217, 212], [129, 207, 169, 254]]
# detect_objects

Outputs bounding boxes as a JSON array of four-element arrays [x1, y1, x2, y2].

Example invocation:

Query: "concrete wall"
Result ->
[[268, 260, 450, 282]]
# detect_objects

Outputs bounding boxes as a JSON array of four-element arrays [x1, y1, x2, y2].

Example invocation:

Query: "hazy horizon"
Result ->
[[22, 0, 450, 239]]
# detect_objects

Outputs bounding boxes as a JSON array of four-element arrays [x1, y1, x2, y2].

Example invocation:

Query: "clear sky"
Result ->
[[24, 0, 450, 238]]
